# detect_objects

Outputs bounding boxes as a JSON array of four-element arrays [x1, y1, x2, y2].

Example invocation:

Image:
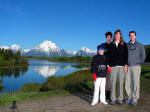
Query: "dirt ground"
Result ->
[[0, 90, 149, 112]]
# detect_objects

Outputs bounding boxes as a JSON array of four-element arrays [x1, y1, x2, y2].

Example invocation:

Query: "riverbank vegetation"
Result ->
[[145, 45, 150, 62], [0, 49, 29, 67], [26, 56, 92, 63]]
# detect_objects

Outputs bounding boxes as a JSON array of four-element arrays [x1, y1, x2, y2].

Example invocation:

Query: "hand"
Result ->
[[124, 65, 127, 72], [93, 73, 97, 81], [107, 67, 112, 73]]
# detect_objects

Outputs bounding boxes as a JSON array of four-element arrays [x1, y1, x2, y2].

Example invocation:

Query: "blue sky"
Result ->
[[0, 0, 150, 51]]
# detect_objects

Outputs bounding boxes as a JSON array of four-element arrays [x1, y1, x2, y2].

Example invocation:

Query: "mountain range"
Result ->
[[0, 40, 97, 57]]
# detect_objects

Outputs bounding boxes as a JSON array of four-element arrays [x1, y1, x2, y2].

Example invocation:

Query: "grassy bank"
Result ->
[[0, 89, 70, 105], [0, 65, 150, 106]]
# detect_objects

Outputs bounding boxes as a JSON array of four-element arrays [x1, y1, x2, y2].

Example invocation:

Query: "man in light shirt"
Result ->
[[125, 31, 146, 106]]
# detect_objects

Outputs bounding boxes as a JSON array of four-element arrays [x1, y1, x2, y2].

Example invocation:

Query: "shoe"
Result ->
[[101, 101, 108, 105], [91, 102, 98, 106], [130, 101, 137, 106], [117, 100, 123, 105], [125, 99, 132, 105], [109, 101, 115, 105], [106, 99, 111, 103]]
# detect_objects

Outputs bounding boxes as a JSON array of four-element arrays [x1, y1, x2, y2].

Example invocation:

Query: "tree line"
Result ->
[[0, 48, 29, 67], [145, 45, 150, 62], [27, 56, 93, 63]]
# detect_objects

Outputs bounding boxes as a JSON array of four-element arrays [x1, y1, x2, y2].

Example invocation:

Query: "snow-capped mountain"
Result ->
[[70, 50, 77, 55], [23, 49, 30, 53], [76, 47, 96, 57], [24, 40, 72, 57], [10, 44, 21, 53], [0, 46, 9, 50], [0, 40, 97, 57], [0, 44, 29, 55]]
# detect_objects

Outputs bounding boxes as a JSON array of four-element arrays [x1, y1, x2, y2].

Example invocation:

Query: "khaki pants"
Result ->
[[125, 66, 141, 102], [110, 66, 125, 102]]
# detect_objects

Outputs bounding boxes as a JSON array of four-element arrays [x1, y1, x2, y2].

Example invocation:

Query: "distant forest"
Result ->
[[0, 49, 29, 67], [145, 45, 150, 62]]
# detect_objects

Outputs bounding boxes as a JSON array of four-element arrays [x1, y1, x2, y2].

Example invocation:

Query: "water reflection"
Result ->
[[0, 60, 89, 93], [0, 66, 28, 92], [32, 65, 68, 78], [71, 63, 90, 70], [0, 66, 28, 78]]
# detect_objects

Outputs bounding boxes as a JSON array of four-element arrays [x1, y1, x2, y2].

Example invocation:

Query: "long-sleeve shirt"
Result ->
[[127, 41, 146, 66], [91, 54, 107, 77]]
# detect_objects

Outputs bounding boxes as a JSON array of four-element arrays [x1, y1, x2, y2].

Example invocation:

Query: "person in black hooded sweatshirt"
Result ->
[[91, 44, 111, 105]]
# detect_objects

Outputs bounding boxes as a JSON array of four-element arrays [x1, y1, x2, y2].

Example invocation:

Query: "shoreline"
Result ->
[[0, 64, 29, 68], [25, 56, 92, 64]]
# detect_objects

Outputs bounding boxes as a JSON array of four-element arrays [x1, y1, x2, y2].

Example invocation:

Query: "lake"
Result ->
[[0, 60, 88, 93]]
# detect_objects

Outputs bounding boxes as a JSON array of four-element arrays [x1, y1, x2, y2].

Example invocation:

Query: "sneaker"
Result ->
[[109, 101, 115, 105], [91, 102, 98, 106], [101, 101, 108, 105], [130, 101, 137, 106], [125, 99, 132, 105], [117, 100, 123, 105], [106, 99, 111, 103]]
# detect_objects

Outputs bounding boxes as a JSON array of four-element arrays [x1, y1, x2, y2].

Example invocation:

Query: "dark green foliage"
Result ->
[[19, 69, 93, 93], [0, 79, 4, 92], [141, 65, 150, 78], [20, 83, 42, 92], [0, 66, 28, 78], [14, 51, 21, 64], [0, 49, 29, 67], [145, 45, 150, 62], [40, 69, 93, 91], [26, 56, 92, 63]]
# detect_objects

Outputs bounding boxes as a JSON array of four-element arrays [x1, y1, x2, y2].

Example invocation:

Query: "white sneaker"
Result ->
[[101, 101, 108, 105], [91, 102, 98, 106]]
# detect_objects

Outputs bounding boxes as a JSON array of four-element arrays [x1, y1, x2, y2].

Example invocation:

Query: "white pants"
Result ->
[[92, 78, 106, 103]]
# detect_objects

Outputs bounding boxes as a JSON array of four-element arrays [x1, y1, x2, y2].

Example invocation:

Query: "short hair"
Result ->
[[129, 31, 136, 36], [105, 32, 112, 38]]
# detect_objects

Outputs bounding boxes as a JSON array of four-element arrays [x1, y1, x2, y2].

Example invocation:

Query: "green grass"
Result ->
[[141, 65, 150, 78], [0, 89, 70, 105], [19, 69, 93, 92]]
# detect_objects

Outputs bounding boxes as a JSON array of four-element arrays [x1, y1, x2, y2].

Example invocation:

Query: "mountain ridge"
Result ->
[[0, 40, 97, 57]]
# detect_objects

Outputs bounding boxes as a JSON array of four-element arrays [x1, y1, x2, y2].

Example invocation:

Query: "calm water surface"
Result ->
[[0, 60, 88, 93]]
